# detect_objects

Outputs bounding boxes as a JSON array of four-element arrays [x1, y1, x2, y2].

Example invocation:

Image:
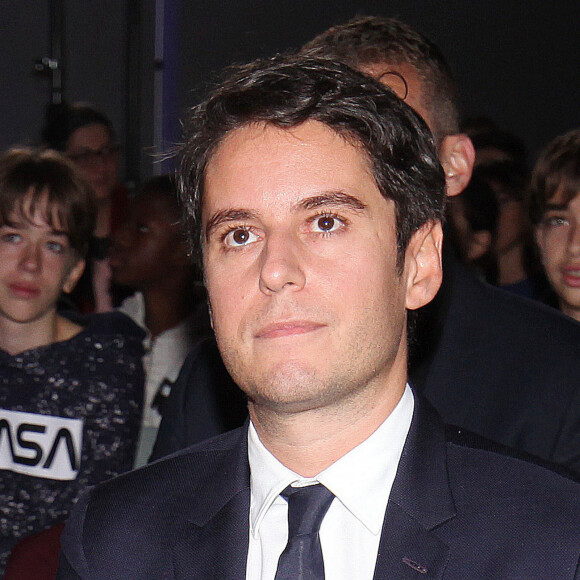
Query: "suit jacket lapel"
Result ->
[[169, 397, 455, 579], [373, 394, 456, 580], [172, 424, 251, 580]]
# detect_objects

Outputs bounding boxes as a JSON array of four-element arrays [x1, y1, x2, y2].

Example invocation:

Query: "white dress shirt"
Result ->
[[119, 292, 203, 467], [246, 384, 414, 580]]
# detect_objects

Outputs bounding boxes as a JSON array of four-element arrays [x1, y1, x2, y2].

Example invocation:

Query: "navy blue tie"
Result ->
[[274, 483, 335, 580]]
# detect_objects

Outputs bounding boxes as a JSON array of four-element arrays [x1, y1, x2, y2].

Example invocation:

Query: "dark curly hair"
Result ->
[[178, 53, 445, 271]]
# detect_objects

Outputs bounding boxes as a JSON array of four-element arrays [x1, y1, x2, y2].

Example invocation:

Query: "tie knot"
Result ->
[[281, 484, 335, 538]]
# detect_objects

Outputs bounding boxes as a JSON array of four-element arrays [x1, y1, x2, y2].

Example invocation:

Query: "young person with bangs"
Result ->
[[530, 129, 580, 323], [0, 148, 144, 578]]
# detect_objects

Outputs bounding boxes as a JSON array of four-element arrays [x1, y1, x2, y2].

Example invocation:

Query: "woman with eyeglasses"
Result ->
[[42, 102, 130, 313]]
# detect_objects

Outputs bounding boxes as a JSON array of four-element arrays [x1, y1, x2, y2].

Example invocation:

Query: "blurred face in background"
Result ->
[[66, 123, 119, 203], [536, 190, 580, 321], [109, 191, 186, 291], [0, 191, 84, 327], [447, 196, 493, 265]]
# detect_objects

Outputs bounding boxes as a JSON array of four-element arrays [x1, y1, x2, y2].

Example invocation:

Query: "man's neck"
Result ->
[[93, 198, 113, 238], [561, 301, 580, 324], [496, 240, 526, 286], [0, 313, 58, 355], [142, 285, 193, 338], [249, 373, 407, 477]]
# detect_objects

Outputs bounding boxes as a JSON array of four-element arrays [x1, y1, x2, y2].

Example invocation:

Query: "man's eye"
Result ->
[[138, 224, 151, 234], [224, 227, 258, 247], [46, 240, 65, 253], [1, 233, 21, 244], [312, 214, 343, 233], [545, 216, 568, 228]]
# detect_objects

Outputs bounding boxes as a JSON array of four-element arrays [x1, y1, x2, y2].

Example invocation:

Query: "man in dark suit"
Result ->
[[153, 16, 580, 477], [58, 54, 579, 579]]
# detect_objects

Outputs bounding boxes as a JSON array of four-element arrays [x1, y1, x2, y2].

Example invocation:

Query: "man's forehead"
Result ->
[[206, 121, 367, 175], [202, 121, 380, 217]]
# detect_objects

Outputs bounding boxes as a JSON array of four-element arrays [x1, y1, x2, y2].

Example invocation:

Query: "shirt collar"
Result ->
[[119, 291, 196, 359], [248, 385, 414, 538]]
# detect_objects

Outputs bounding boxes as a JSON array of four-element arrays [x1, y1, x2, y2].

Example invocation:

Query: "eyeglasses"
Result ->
[[377, 71, 409, 100], [68, 144, 121, 167]]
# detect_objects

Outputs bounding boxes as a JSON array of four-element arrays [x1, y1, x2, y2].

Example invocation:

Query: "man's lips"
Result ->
[[9, 283, 40, 298], [562, 267, 580, 287], [254, 320, 326, 339]]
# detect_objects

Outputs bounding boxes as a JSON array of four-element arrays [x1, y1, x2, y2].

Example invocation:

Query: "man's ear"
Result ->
[[439, 134, 475, 197], [405, 221, 443, 311], [62, 259, 86, 294]]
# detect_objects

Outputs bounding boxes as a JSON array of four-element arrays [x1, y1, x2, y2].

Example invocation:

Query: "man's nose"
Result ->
[[259, 232, 306, 295], [19, 243, 42, 273]]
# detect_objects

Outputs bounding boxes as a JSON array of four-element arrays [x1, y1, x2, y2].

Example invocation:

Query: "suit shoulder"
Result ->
[[460, 272, 580, 346], [114, 425, 246, 489], [445, 425, 580, 530], [445, 424, 579, 481], [60, 426, 249, 575]]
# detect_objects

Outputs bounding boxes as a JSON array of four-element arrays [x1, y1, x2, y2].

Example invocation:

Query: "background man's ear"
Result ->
[[62, 259, 86, 294], [439, 134, 475, 197], [405, 221, 443, 311]]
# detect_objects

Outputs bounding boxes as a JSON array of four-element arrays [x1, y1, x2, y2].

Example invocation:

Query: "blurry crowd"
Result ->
[[448, 116, 580, 317], [0, 13, 578, 579]]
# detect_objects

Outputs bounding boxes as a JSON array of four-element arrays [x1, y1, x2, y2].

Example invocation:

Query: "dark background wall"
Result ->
[[174, 0, 580, 165], [2, 2, 52, 151], [0, 0, 155, 187], [1, 0, 579, 183]]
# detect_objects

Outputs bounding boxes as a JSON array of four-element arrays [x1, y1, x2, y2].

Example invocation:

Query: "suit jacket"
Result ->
[[58, 394, 579, 579], [409, 251, 580, 476], [150, 338, 247, 462]]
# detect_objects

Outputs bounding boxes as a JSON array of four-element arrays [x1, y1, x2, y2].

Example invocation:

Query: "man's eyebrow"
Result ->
[[544, 202, 569, 212], [0, 221, 69, 237], [205, 209, 257, 239], [204, 191, 367, 239], [297, 191, 367, 212], [49, 229, 70, 238]]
